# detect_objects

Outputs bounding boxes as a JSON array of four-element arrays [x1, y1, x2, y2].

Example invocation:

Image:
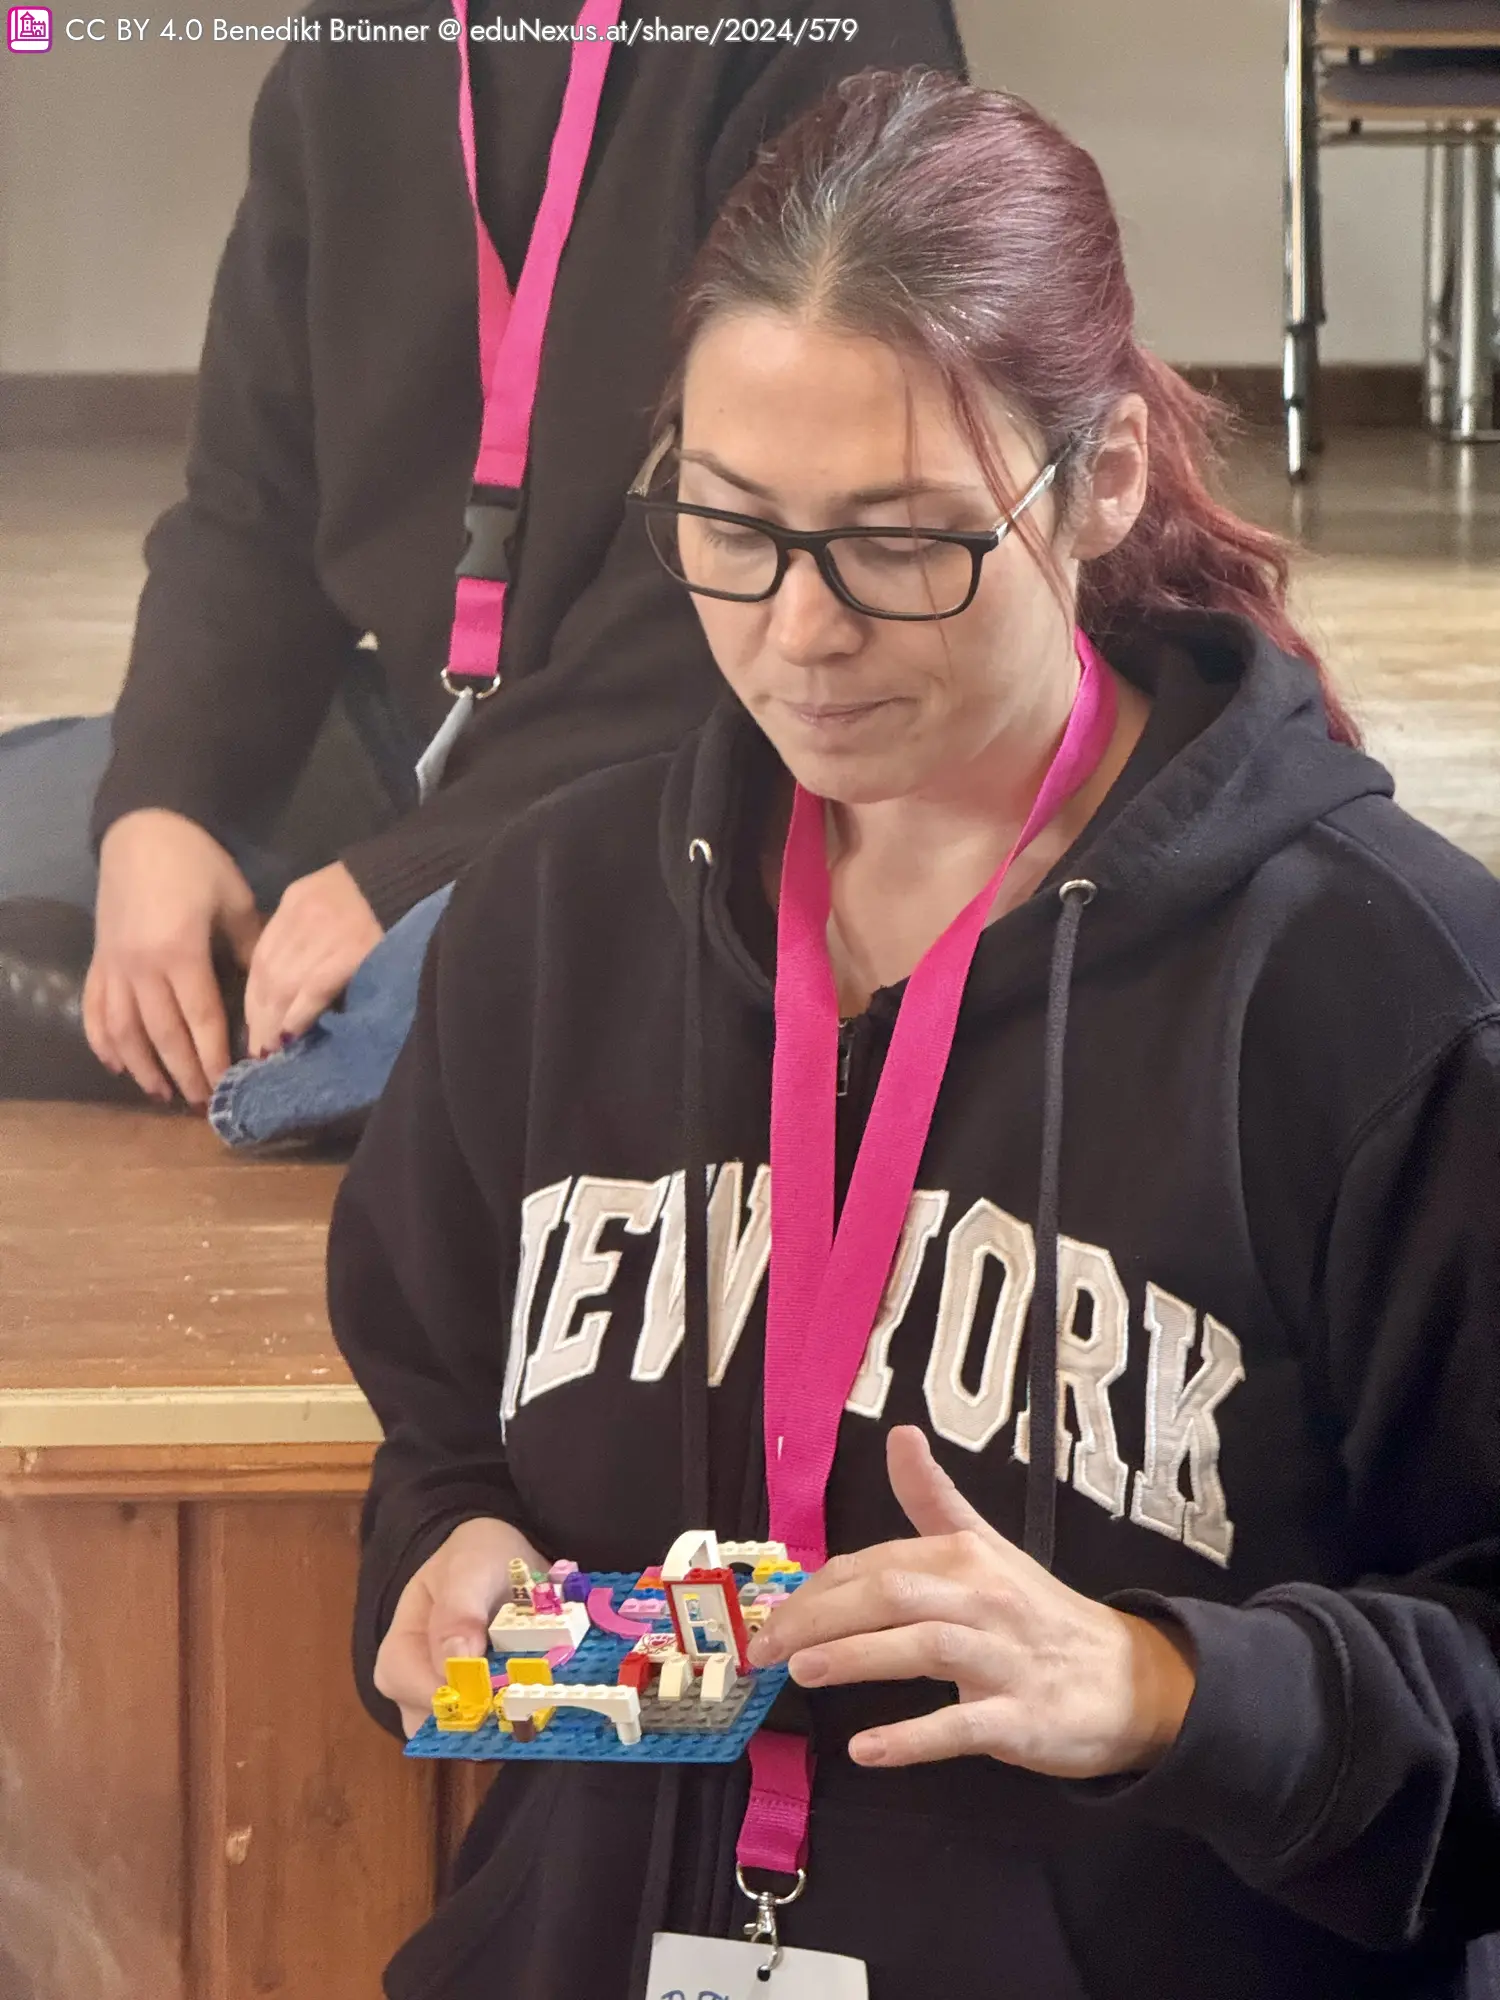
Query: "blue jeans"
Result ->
[[0, 677, 450, 1147], [207, 882, 454, 1146]]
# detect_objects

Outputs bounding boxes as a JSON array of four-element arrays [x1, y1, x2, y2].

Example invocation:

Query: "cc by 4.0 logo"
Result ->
[[8, 6, 52, 50]]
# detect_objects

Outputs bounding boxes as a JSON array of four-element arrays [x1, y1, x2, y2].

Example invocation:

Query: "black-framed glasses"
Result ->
[[626, 433, 1060, 623]]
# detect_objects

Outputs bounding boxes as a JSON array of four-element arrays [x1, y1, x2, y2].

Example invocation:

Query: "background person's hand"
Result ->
[[748, 1426, 1197, 1780], [373, 1517, 548, 1738], [242, 861, 382, 1057], [85, 808, 264, 1108]]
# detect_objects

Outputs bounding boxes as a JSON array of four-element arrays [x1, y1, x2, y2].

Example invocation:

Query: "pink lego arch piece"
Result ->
[[586, 1586, 651, 1640]]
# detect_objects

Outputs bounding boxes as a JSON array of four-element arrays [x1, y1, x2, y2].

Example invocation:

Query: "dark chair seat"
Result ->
[[1319, 0, 1500, 48], [1320, 55, 1500, 116]]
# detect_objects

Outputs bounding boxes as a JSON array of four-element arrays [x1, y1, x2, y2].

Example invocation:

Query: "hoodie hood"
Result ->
[[659, 611, 1396, 1016]]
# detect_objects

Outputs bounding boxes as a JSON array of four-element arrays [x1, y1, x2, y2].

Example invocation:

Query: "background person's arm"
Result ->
[[91, 50, 361, 865]]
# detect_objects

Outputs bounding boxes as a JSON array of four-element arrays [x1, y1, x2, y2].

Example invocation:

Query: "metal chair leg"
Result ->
[[1282, 0, 1317, 480], [1422, 145, 1456, 432], [1450, 132, 1496, 440], [1304, 74, 1327, 454]]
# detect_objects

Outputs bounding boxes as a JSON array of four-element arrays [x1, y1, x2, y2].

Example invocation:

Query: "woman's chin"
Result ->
[[759, 712, 928, 805]]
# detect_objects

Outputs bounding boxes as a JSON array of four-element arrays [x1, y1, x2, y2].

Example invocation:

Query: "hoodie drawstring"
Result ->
[[1022, 878, 1097, 1574], [627, 837, 716, 1998]]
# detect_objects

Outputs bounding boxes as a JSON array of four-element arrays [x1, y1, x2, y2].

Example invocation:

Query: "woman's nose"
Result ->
[[767, 548, 863, 661]]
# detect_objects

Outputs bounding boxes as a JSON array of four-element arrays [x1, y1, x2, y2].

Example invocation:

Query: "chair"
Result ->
[[1284, 0, 1500, 478]]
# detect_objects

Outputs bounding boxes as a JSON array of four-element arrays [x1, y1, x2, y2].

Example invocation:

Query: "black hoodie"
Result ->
[[89, 0, 965, 927], [328, 612, 1500, 2000]]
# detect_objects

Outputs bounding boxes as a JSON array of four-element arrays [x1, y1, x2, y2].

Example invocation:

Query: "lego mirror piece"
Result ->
[[405, 1536, 806, 1767]]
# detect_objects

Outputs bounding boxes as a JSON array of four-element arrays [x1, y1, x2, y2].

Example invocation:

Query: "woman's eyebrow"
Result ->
[[678, 449, 981, 509]]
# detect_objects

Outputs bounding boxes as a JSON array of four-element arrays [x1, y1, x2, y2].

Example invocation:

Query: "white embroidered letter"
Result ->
[[846, 1190, 949, 1420], [923, 1200, 1036, 1452], [521, 1176, 668, 1403], [631, 1162, 772, 1386], [1015, 1237, 1130, 1518], [1131, 1284, 1243, 1566], [502, 1178, 570, 1427]]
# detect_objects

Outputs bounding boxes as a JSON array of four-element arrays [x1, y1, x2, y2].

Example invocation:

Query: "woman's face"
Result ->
[[675, 312, 1144, 807]]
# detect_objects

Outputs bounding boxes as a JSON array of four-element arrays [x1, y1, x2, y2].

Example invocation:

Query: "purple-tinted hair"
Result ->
[[661, 68, 1356, 745]]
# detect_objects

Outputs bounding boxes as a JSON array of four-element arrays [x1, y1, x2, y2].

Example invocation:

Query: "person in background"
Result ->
[[0, 0, 964, 1141], [329, 68, 1500, 2000]]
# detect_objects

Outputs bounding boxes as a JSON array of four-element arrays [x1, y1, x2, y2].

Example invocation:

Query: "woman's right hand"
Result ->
[[373, 1517, 547, 1738]]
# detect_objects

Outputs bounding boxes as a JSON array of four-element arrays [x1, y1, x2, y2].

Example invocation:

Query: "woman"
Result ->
[[329, 69, 1500, 2000]]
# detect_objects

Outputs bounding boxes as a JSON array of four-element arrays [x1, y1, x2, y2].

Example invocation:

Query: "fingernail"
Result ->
[[748, 1633, 776, 1667], [439, 1634, 480, 1661], [850, 1732, 886, 1765], [790, 1650, 828, 1686]]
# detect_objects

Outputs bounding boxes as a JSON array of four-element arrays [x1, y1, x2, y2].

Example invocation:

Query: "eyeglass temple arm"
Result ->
[[994, 456, 1060, 533], [628, 428, 677, 498]]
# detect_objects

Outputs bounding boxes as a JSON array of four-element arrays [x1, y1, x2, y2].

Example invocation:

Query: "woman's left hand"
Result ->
[[745, 1425, 1197, 1780]]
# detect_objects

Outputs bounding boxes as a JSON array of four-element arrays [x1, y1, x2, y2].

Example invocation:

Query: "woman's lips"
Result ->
[[781, 697, 895, 732]]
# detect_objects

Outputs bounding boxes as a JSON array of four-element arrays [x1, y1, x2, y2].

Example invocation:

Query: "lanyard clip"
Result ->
[[456, 484, 522, 583], [736, 1867, 806, 1983]]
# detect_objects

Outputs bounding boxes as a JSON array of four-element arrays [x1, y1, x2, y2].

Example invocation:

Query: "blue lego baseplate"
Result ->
[[404, 1570, 800, 1766]]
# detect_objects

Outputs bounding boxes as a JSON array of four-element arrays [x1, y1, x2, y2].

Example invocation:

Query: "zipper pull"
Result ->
[[836, 1018, 855, 1099]]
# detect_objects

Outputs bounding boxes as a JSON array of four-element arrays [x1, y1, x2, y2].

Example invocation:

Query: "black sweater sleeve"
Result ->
[[91, 53, 360, 858], [327, 866, 534, 1732], [335, 0, 968, 926], [1086, 1019, 1500, 1956]]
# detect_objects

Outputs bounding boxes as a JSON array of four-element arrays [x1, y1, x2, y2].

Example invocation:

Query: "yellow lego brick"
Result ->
[[502, 1654, 554, 1728], [431, 1655, 494, 1733]]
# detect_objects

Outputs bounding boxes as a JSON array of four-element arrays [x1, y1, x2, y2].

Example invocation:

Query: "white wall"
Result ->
[[955, 0, 1425, 365], [0, 0, 1425, 372], [0, 26, 275, 371]]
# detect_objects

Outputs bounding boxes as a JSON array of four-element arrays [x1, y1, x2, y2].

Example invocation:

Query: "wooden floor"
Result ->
[[4, 428, 1499, 873]]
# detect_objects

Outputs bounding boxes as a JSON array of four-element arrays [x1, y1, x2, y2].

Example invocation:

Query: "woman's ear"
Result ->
[[1065, 395, 1150, 562]]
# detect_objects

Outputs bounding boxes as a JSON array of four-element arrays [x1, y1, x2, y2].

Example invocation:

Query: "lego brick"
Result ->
[[501, 1681, 641, 1746], [488, 1601, 590, 1653], [505, 1656, 554, 1686], [639, 1682, 753, 1733], [585, 1586, 652, 1640], [657, 1654, 692, 1701], [699, 1654, 734, 1703], [616, 1651, 652, 1692], [719, 1540, 790, 1568]]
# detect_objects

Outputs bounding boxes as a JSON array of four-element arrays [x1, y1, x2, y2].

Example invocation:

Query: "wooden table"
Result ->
[[0, 1104, 485, 1999]]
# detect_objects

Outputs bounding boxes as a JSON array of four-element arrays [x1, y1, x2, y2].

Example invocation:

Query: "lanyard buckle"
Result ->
[[736, 1867, 806, 1982], [456, 486, 522, 583]]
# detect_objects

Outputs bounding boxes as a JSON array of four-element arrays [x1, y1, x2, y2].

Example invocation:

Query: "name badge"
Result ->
[[647, 1932, 868, 1999]]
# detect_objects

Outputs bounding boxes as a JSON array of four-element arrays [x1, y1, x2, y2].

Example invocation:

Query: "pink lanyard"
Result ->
[[737, 633, 1119, 1882], [418, 0, 621, 795]]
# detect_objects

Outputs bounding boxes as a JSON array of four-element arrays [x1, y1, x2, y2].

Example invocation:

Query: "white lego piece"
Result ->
[[718, 1540, 789, 1568], [698, 1654, 734, 1703], [488, 1601, 590, 1653], [500, 1682, 642, 1747], [661, 1529, 723, 1582], [657, 1654, 693, 1701]]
